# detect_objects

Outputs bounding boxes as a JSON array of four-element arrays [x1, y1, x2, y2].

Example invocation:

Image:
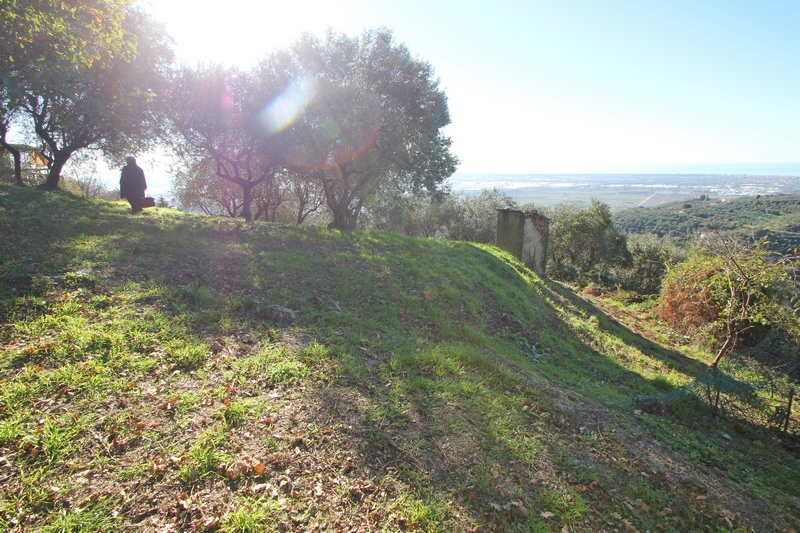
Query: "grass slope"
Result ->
[[0, 185, 798, 532]]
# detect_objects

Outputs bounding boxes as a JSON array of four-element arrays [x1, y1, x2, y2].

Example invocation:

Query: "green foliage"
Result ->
[[166, 63, 292, 221], [361, 189, 458, 237], [168, 28, 457, 228], [1, 0, 173, 188], [614, 233, 687, 295], [445, 188, 518, 243], [545, 199, 632, 283], [289, 29, 458, 229], [362, 187, 518, 243], [614, 194, 800, 251]]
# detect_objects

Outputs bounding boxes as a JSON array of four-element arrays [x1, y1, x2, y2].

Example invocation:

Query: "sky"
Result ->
[[122, 0, 800, 192]]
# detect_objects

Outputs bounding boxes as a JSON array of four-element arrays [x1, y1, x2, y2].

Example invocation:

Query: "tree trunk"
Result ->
[[0, 122, 24, 185], [240, 184, 253, 222], [41, 152, 69, 190], [328, 205, 351, 230], [0, 143, 24, 186]]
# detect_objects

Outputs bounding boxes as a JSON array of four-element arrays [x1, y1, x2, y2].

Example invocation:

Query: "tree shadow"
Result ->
[[541, 280, 709, 378]]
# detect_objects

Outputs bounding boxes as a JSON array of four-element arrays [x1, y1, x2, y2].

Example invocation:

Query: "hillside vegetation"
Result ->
[[1, 185, 799, 532], [614, 194, 800, 250]]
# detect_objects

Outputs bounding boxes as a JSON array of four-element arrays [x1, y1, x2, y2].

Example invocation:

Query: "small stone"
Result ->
[[789, 497, 800, 511], [678, 476, 708, 494], [326, 299, 341, 313], [261, 305, 296, 323]]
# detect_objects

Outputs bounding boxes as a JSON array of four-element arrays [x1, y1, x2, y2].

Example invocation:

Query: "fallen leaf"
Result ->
[[202, 516, 220, 531], [623, 519, 638, 532], [503, 501, 527, 516], [540, 511, 555, 519], [176, 492, 190, 511]]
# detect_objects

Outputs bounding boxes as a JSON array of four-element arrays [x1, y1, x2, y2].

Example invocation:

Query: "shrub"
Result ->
[[655, 254, 722, 338], [615, 233, 687, 295], [544, 199, 632, 283], [656, 236, 797, 365]]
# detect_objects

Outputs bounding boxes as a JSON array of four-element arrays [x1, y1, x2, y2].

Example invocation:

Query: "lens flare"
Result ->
[[259, 78, 316, 135]]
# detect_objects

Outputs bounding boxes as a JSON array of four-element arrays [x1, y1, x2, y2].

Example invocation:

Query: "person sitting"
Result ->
[[120, 156, 148, 213]]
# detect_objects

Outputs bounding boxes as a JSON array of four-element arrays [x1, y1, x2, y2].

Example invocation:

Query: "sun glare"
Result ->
[[146, 0, 369, 67], [259, 78, 316, 134]]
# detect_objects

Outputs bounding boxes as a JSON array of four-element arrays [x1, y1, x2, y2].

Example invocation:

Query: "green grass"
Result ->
[[0, 185, 798, 532]]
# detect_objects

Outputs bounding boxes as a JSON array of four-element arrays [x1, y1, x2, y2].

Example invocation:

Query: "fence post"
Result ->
[[784, 388, 795, 433]]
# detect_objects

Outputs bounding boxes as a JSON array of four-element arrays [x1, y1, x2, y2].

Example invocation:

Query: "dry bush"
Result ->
[[655, 259, 721, 337]]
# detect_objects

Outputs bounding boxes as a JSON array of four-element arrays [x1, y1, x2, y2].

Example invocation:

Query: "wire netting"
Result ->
[[636, 334, 799, 435]]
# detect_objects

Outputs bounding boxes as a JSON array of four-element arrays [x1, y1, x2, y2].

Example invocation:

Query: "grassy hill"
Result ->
[[0, 185, 798, 532]]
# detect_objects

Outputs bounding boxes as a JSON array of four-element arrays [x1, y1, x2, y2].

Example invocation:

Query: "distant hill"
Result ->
[[613, 193, 800, 250]]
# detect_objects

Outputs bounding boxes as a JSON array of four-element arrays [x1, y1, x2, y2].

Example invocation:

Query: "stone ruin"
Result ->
[[495, 208, 550, 276]]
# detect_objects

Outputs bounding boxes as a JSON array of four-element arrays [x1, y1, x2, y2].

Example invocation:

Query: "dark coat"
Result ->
[[120, 163, 147, 200]]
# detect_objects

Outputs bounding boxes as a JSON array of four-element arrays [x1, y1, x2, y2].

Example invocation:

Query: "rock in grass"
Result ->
[[261, 304, 296, 323], [678, 476, 708, 494]]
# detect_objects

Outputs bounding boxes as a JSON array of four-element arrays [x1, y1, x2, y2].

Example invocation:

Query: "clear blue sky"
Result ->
[[134, 0, 800, 190]]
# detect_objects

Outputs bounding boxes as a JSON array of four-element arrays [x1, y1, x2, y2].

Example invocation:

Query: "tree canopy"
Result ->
[[545, 199, 632, 282], [0, 0, 173, 189], [166, 63, 293, 221], [166, 28, 457, 227], [286, 29, 458, 229]]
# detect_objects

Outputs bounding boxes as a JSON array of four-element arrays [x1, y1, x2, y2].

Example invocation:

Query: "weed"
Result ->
[[181, 427, 231, 483], [39, 495, 121, 532], [220, 497, 281, 532], [168, 343, 208, 369]]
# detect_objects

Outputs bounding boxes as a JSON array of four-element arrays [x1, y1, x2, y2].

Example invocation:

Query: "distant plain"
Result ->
[[451, 173, 800, 209]]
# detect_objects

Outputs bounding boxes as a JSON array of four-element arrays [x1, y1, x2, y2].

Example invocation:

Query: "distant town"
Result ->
[[450, 173, 800, 210]]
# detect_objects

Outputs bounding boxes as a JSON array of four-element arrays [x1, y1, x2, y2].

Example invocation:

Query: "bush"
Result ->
[[655, 254, 722, 339], [446, 188, 518, 243], [656, 237, 797, 364], [614, 233, 687, 295], [544, 199, 631, 284]]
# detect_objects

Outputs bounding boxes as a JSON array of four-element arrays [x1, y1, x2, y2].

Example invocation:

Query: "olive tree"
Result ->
[[1, 0, 173, 189], [172, 159, 245, 217], [545, 199, 632, 282], [286, 29, 458, 230], [166, 59, 294, 221], [446, 188, 518, 243]]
